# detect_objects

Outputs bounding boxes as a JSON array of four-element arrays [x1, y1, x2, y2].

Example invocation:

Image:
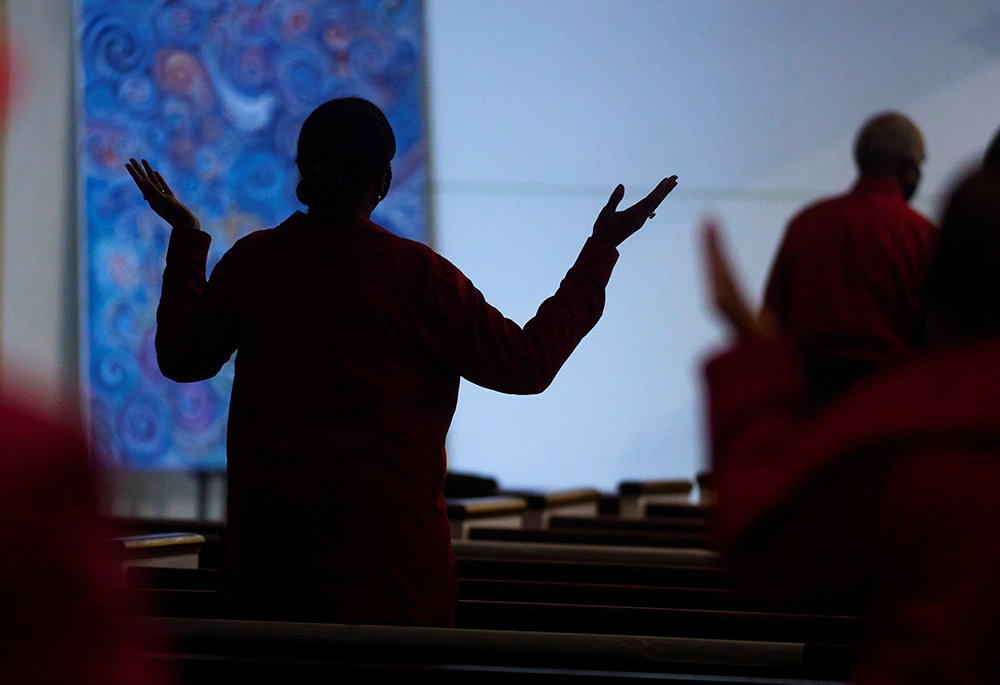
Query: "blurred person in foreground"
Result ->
[[128, 96, 678, 626], [702, 162, 1000, 683], [985, 126, 1000, 171], [763, 112, 937, 402], [0, 393, 163, 684]]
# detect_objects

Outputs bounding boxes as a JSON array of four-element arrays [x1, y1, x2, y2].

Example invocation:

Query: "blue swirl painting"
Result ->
[[77, 0, 429, 470]]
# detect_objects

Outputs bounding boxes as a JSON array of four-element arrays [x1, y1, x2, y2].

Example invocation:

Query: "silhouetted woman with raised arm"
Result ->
[[127, 97, 676, 626]]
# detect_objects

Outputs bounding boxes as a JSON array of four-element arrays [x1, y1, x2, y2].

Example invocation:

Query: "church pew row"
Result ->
[[468, 526, 712, 549], [115, 531, 854, 680], [617, 480, 695, 518], [137, 616, 852, 683], [104, 483, 710, 570], [110, 531, 723, 572], [127, 567, 742, 610], [645, 502, 714, 519], [127, 586, 862, 645], [448, 496, 529, 538], [457, 556, 724, 587], [549, 514, 710, 534], [128, 555, 729, 593], [499, 488, 603, 528]]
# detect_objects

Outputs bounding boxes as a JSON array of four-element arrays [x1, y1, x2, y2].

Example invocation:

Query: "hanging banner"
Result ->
[[77, 0, 429, 469]]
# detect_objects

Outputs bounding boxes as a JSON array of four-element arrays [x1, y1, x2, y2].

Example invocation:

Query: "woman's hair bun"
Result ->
[[296, 162, 346, 207], [295, 97, 396, 211]]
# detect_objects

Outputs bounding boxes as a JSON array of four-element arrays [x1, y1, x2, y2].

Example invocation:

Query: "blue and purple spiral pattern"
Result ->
[[78, 0, 429, 470]]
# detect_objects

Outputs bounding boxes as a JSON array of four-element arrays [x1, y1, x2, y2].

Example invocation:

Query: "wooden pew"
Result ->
[[138, 616, 853, 682], [128, 556, 728, 594], [499, 488, 602, 528], [121, 535, 856, 681], [108, 532, 207, 580], [548, 513, 710, 534], [456, 557, 724, 588], [617, 479, 695, 518], [467, 526, 711, 548], [127, 567, 738, 610], [127, 585, 861, 645], [645, 502, 714, 519], [458, 578, 741, 610], [447, 496, 527, 539], [453, 538, 719, 565]]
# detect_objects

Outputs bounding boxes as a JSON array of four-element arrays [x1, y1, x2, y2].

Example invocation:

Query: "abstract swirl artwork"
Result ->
[[77, 0, 428, 470]]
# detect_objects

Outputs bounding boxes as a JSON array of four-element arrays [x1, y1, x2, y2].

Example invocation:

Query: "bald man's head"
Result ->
[[854, 112, 925, 200]]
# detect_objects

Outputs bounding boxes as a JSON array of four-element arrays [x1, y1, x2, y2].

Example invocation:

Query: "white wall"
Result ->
[[2, 0, 77, 408], [4, 1, 1000, 502], [426, 0, 1000, 489]]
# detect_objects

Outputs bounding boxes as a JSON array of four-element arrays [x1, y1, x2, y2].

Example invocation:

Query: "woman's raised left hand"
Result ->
[[126, 158, 200, 232]]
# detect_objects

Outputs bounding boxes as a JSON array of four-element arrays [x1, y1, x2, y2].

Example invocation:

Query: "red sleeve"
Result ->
[[704, 337, 813, 545], [762, 225, 795, 320], [407, 237, 619, 394], [155, 227, 240, 382]]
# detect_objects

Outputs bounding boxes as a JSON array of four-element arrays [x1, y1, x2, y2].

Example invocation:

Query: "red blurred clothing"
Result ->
[[706, 336, 1000, 683], [0, 398, 160, 684], [764, 177, 937, 364], [156, 211, 618, 625]]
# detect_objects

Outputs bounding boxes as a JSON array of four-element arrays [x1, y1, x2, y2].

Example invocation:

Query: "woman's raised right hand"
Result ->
[[591, 176, 677, 248]]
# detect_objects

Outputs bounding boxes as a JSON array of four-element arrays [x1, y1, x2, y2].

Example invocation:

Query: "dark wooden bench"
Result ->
[[460, 556, 725, 587], [109, 533, 208, 580], [447, 496, 528, 539], [499, 488, 602, 528], [127, 567, 740, 611], [548, 513, 711, 534], [645, 502, 714, 519], [618, 479, 694, 518], [458, 578, 742, 610], [138, 616, 853, 682], [128, 557, 729, 593], [468, 526, 711, 549], [127, 585, 862, 645]]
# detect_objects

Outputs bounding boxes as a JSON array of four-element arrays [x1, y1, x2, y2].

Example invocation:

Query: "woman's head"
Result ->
[[295, 97, 396, 215], [925, 167, 1000, 345]]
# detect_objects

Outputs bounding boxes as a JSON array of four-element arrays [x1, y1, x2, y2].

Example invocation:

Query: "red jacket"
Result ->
[[0, 398, 162, 684], [156, 211, 618, 624], [706, 335, 1000, 546], [706, 336, 1000, 682], [764, 177, 937, 364]]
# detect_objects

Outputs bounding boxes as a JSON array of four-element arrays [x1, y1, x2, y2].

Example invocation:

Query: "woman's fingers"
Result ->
[[154, 171, 174, 197], [598, 184, 626, 222], [643, 175, 678, 214], [129, 158, 153, 185], [620, 176, 678, 222], [140, 159, 165, 194], [125, 162, 143, 187], [126, 158, 176, 200], [126, 162, 157, 198]]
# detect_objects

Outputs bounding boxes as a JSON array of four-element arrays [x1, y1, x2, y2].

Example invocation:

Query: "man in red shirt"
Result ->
[[763, 112, 937, 401], [702, 165, 1000, 683], [128, 98, 677, 626]]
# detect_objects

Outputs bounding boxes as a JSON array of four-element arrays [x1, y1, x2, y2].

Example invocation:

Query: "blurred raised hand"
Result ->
[[702, 217, 777, 340], [592, 176, 678, 248], [126, 158, 200, 232]]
